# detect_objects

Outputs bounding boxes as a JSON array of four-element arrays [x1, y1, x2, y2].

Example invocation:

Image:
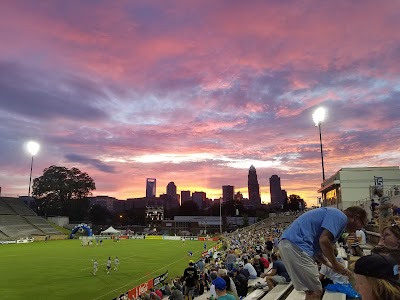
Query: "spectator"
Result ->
[[161, 281, 172, 296], [252, 255, 265, 276], [182, 260, 198, 300], [209, 271, 218, 299], [354, 254, 400, 300], [259, 253, 270, 269], [279, 206, 367, 300], [230, 268, 248, 297], [150, 292, 161, 300], [319, 248, 348, 288], [169, 287, 184, 300], [197, 259, 205, 273], [154, 288, 163, 299], [347, 229, 366, 256], [378, 224, 400, 249], [222, 275, 239, 300], [237, 261, 250, 280], [261, 254, 290, 291], [225, 250, 236, 271], [243, 257, 257, 279], [212, 277, 235, 300], [218, 269, 238, 297]]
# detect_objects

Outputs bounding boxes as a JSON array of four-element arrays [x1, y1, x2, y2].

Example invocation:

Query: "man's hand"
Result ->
[[331, 261, 351, 277]]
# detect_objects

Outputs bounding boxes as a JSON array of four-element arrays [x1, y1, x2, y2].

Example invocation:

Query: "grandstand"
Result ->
[[0, 197, 62, 239]]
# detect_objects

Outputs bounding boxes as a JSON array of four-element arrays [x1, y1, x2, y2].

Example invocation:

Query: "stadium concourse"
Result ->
[[115, 209, 373, 300]]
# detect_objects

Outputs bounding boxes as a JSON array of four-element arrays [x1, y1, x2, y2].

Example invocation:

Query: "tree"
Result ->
[[88, 204, 111, 225], [287, 194, 307, 211], [32, 165, 96, 216]]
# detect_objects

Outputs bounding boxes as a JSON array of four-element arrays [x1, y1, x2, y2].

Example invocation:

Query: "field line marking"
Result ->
[[92, 245, 205, 300]]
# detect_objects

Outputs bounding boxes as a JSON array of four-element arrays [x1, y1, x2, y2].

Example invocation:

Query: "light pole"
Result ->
[[312, 107, 326, 181], [219, 198, 222, 234], [27, 141, 40, 197], [312, 107, 326, 205]]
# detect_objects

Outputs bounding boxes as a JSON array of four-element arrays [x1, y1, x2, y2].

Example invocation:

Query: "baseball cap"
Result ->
[[212, 277, 227, 290], [354, 254, 400, 283]]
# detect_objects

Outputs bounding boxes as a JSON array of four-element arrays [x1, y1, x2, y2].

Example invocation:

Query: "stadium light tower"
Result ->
[[27, 141, 40, 197], [312, 107, 326, 182]]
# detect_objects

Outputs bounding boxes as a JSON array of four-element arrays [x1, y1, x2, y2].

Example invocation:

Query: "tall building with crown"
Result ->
[[248, 165, 261, 207], [146, 178, 156, 198]]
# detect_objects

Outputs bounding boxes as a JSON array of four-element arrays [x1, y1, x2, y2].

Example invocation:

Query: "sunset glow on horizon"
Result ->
[[1, 1, 400, 206]]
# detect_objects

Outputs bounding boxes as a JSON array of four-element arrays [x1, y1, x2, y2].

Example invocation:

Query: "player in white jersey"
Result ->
[[93, 259, 98, 276], [114, 257, 120, 271], [106, 257, 111, 274]]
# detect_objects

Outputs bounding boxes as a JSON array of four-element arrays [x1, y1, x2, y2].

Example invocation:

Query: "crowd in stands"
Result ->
[[116, 204, 400, 300]]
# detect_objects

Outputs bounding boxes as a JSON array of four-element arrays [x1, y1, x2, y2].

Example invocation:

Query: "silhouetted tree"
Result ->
[[89, 204, 112, 224], [32, 165, 95, 216], [287, 194, 307, 211]]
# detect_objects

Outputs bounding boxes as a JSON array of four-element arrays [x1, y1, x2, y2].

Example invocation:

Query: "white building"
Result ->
[[318, 166, 400, 210]]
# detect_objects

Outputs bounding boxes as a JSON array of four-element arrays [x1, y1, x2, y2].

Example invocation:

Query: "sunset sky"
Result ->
[[1, 0, 399, 206]]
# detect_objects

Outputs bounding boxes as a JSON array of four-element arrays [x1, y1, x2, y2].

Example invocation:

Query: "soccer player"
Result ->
[[114, 256, 119, 271], [106, 257, 111, 274], [93, 259, 98, 276]]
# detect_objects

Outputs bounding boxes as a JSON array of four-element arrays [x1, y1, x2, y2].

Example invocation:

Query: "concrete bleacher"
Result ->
[[260, 283, 293, 300], [24, 216, 62, 235], [2, 197, 36, 216], [0, 230, 8, 238], [0, 214, 43, 238], [243, 286, 269, 300], [0, 198, 16, 215]]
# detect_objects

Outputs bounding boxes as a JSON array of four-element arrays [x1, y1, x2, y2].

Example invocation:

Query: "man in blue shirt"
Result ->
[[279, 206, 367, 300]]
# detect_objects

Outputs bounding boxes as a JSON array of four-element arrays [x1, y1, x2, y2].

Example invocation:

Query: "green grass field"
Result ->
[[1, 238, 212, 300]]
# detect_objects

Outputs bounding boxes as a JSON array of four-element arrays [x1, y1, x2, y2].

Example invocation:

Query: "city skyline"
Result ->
[[1, 1, 400, 205]]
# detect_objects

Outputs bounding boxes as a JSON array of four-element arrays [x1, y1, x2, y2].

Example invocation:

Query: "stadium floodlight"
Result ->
[[312, 107, 326, 205], [27, 141, 40, 197]]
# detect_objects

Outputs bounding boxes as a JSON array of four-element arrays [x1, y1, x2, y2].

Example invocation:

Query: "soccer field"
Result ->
[[1, 238, 211, 300]]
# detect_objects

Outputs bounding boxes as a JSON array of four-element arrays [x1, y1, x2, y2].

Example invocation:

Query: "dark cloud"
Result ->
[[0, 61, 109, 121], [65, 153, 116, 173]]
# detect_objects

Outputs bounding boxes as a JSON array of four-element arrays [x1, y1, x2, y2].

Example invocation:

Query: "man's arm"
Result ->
[[319, 229, 351, 277]]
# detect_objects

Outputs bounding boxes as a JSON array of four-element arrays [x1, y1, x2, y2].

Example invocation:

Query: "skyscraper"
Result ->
[[166, 181, 179, 208], [181, 190, 191, 204], [192, 191, 206, 208], [166, 182, 177, 200], [248, 165, 261, 207], [146, 178, 156, 198], [222, 185, 234, 203], [270, 175, 283, 208]]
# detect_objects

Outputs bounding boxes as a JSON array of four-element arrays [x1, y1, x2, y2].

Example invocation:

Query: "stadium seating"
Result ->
[[2, 197, 36, 216], [260, 283, 293, 300], [24, 216, 62, 235], [0, 198, 16, 215], [0, 214, 43, 237]]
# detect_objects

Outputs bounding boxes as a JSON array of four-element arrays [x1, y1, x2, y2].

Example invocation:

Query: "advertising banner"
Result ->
[[145, 235, 163, 240], [153, 270, 168, 286], [128, 279, 154, 299]]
